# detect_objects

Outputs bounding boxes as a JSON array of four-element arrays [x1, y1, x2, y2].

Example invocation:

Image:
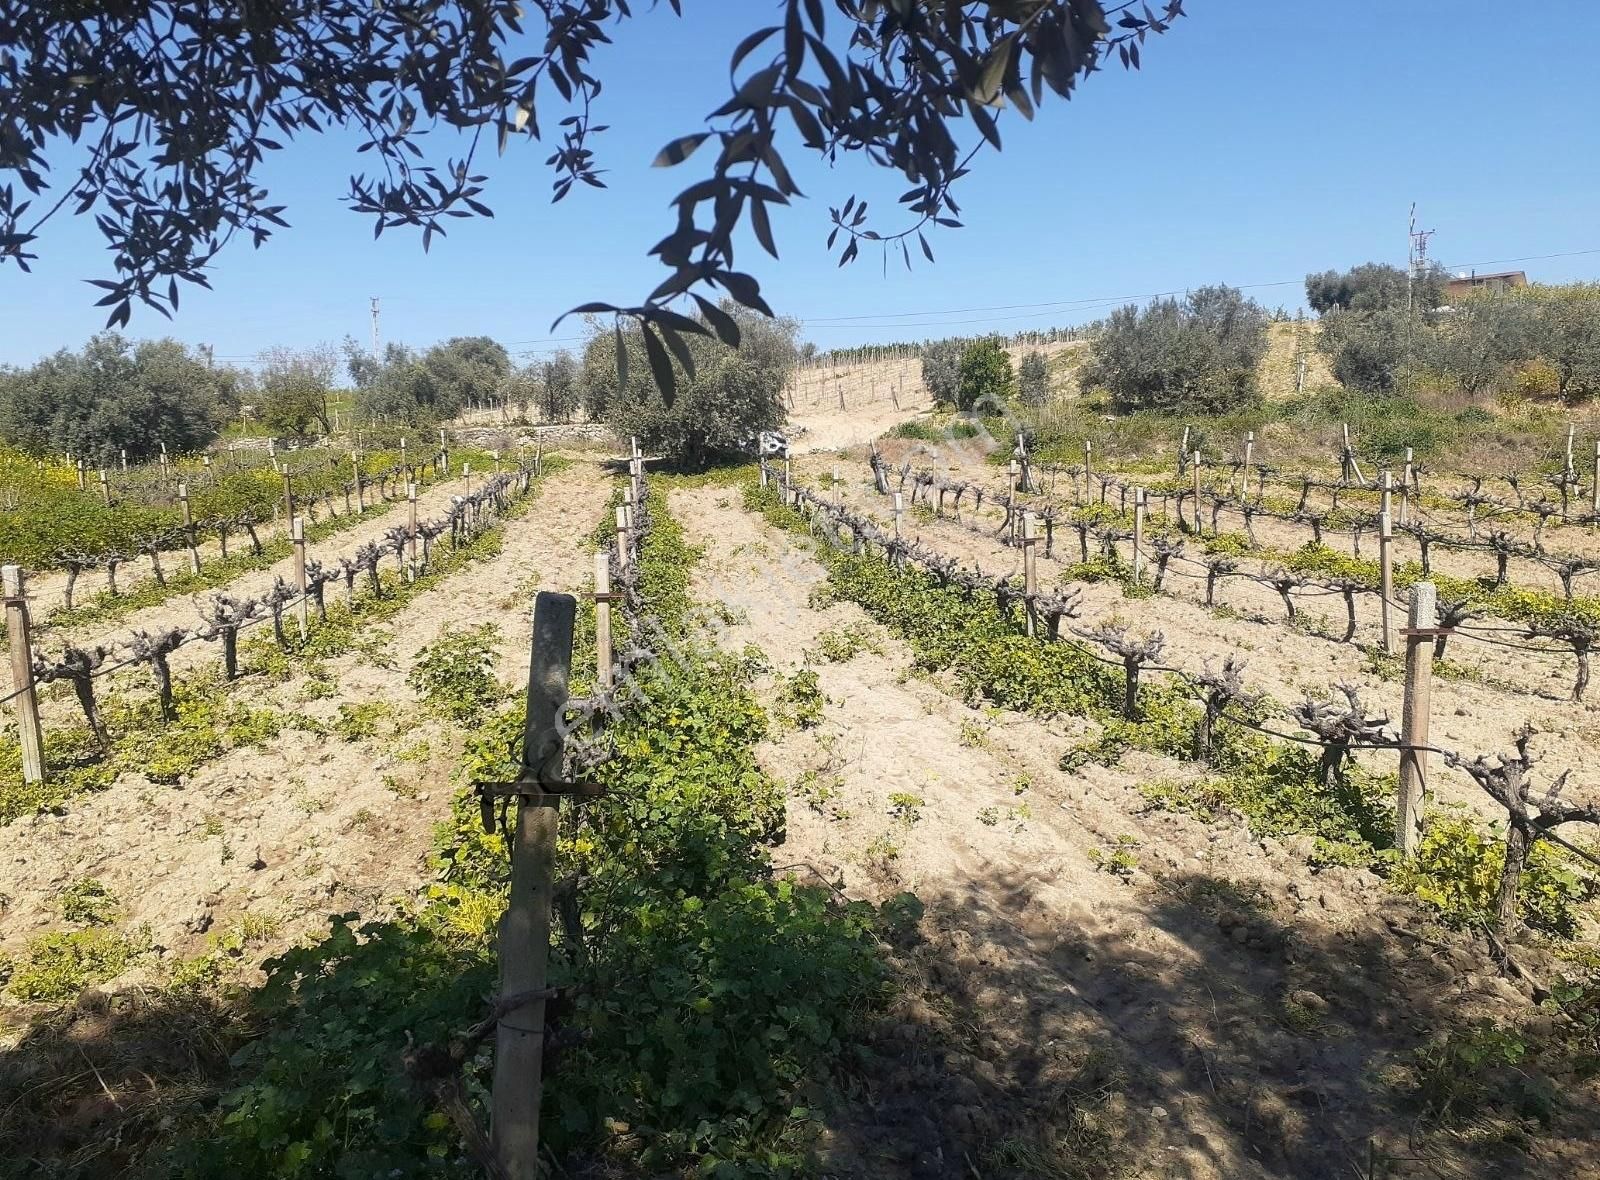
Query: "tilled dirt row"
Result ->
[[0, 461, 612, 986], [800, 453, 1600, 828], [0, 468, 551, 724], [10, 463, 493, 627], [672, 483, 1592, 1180]]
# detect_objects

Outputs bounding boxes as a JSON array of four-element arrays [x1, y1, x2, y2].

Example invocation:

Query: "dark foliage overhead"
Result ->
[[0, 0, 1180, 398]]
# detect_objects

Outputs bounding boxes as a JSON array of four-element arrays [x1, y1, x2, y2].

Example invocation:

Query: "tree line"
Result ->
[[0, 300, 800, 469]]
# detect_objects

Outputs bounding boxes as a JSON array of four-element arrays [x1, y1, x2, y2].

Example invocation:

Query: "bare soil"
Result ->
[[0, 461, 611, 994], [674, 481, 1599, 1180]]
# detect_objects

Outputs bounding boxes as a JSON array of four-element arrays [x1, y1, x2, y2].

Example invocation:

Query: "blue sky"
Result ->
[[4, 1, 1598, 370]]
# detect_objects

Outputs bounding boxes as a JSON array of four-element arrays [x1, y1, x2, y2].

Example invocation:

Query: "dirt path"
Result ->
[[670, 482, 1589, 1180], [0, 461, 613, 982]]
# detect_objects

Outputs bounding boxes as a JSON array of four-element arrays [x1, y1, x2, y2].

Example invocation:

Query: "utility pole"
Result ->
[[370, 296, 381, 356]]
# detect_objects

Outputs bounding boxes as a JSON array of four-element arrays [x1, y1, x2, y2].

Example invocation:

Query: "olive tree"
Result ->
[[0, 1, 1179, 396], [1018, 350, 1050, 406], [921, 339, 967, 407], [956, 338, 1016, 410], [587, 305, 796, 467], [0, 333, 234, 461], [256, 344, 340, 436], [1081, 285, 1268, 413]]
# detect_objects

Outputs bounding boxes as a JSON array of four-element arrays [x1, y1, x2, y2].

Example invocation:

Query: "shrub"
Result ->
[[407, 623, 506, 721]]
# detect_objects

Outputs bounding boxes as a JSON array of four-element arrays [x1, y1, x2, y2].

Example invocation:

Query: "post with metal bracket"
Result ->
[[3, 565, 45, 785], [594, 554, 615, 689], [1397, 581, 1437, 858], [486, 591, 586, 1180]]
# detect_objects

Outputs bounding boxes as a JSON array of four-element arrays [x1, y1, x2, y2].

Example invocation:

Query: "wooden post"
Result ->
[[1190, 450, 1202, 535], [1397, 581, 1436, 858], [1132, 488, 1146, 584], [893, 492, 904, 540], [408, 483, 420, 577], [281, 472, 294, 525], [400, 437, 408, 472], [1242, 432, 1254, 494], [174, 481, 200, 575], [1009, 459, 1021, 495], [1592, 440, 1600, 525], [1341, 423, 1352, 482], [291, 516, 309, 641], [1567, 424, 1576, 484], [1179, 426, 1190, 481], [615, 505, 630, 571], [1400, 447, 1414, 526], [832, 467, 841, 507], [1021, 511, 1038, 638], [594, 552, 614, 689], [492, 591, 576, 1179], [99, 469, 111, 506], [1083, 439, 1092, 480], [76, 459, 86, 491], [353, 453, 365, 512], [1379, 507, 1395, 655], [3, 565, 45, 785]]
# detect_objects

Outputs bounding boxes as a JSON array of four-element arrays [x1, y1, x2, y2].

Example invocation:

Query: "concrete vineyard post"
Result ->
[[893, 492, 904, 540], [119, 448, 127, 471], [76, 459, 86, 491], [1341, 423, 1352, 482], [615, 506, 630, 571], [491, 592, 575, 1180], [594, 552, 614, 690], [203, 454, 213, 485], [291, 516, 309, 641], [99, 469, 111, 506], [1191, 451, 1202, 535], [1379, 506, 1395, 655], [1132, 488, 1146, 584], [1242, 432, 1254, 495], [1083, 440, 1092, 481], [1009, 459, 1021, 495], [3, 565, 45, 785], [1397, 581, 1437, 858], [179, 481, 201, 574], [1178, 426, 1189, 483], [494, 450, 503, 476], [832, 468, 841, 507]]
